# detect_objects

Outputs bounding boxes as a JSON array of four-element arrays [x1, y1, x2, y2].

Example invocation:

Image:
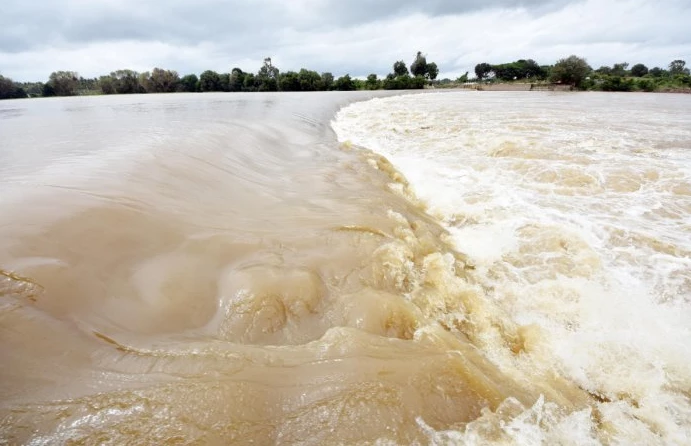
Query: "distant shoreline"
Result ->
[[431, 82, 691, 93]]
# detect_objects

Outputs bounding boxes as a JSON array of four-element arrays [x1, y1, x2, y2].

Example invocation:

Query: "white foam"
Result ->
[[333, 91, 691, 444]]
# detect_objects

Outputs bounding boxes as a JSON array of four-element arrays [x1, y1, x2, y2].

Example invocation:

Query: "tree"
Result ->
[[199, 70, 221, 92], [243, 73, 257, 91], [0, 75, 16, 99], [410, 51, 427, 77], [540, 65, 552, 79], [383, 73, 425, 90], [669, 60, 689, 75], [426, 62, 439, 80], [218, 73, 230, 92], [611, 62, 629, 77], [649, 67, 666, 77], [550, 55, 591, 88], [279, 71, 300, 91], [257, 57, 279, 92], [99, 75, 116, 94], [320, 72, 334, 90], [229, 68, 245, 91], [521, 59, 544, 78], [108, 70, 142, 94], [180, 74, 199, 92], [474, 63, 493, 80], [0, 75, 28, 99], [77, 77, 99, 94], [365, 74, 381, 90], [42, 83, 56, 97], [298, 69, 323, 91], [457, 72, 469, 83], [47, 71, 79, 96], [489, 59, 546, 81], [630, 63, 648, 77], [138, 72, 152, 92], [334, 74, 355, 91], [16, 81, 43, 97], [596, 65, 612, 75], [147, 68, 180, 93], [393, 61, 408, 77]]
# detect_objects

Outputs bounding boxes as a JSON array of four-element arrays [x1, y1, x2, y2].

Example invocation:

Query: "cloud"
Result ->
[[0, 0, 689, 81]]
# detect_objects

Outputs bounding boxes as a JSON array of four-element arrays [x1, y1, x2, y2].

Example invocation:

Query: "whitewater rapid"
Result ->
[[333, 90, 691, 444]]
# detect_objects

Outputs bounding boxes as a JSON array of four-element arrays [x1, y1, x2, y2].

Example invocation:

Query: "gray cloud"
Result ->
[[0, 0, 569, 53], [0, 0, 689, 81]]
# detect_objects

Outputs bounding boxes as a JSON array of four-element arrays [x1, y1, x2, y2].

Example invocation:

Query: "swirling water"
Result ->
[[1, 91, 690, 444]]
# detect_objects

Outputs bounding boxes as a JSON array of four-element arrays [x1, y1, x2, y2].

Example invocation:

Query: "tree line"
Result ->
[[470, 57, 690, 92], [0, 52, 439, 100], [2, 53, 690, 100]]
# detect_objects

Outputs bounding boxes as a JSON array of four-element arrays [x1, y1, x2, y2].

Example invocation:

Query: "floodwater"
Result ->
[[1, 91, 690, 444]]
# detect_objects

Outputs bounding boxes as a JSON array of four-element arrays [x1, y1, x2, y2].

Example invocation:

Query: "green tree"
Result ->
[[550, 55, 591, 88], [457, 72, 469, 83], [521, 59, 544, 78], [138, 72, 152, 92], [0, 75, 16, 99], [474, 63, 493, 80], [99, 75, 116, 94], [0, 75, 28, 99], [218, 73, 231, 92], [649, 67, 666, 77], [257, 57, 279, 92], [410, 51, 427, 77], [383, 73, 426, 90], [147, 68, 180, 93], [199, 70, 221, 92], [279, 71, 300, 91], [298, 69, 323, 91], [42, 83, 56, 97], [47, 71, 79, 96], [365, 73, 381, 90], [243, 73, 257, 91], [18, 81, 44, 97], [180, 74, 199, 92], [611, 62, 629, 77], [77, 77, 99, 94], [669, 60, 689, 75], [229, 68, 245, 92], [490, 59, 544, 81], [320, 72, 334, 90], [109, 70, 142, 94], [540, 65, 553, 79], [426, 62, 439, 80], [393, 61, 409, 77], [630, 63, 648, 77], [334, 74, 355, 91]]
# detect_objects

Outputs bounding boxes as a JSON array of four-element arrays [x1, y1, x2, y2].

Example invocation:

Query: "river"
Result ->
[[1, 91, 690, 444]]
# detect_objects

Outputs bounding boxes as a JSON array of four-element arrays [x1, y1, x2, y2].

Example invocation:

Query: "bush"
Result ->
[[636, 79, 656, 92], [600, 76, 634, 91]]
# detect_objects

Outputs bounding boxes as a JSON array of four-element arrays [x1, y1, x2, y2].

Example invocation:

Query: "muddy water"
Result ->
[[0, 91, 689, 444]]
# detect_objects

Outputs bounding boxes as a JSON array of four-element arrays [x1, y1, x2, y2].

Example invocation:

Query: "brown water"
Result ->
[[1, 91, 690, 444]]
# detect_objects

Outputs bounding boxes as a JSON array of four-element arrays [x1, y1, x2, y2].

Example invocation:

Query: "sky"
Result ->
[[1, 0, 690, 82]]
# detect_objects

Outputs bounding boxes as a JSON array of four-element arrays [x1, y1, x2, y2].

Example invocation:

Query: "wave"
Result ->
[[332, 91, 691, 444]]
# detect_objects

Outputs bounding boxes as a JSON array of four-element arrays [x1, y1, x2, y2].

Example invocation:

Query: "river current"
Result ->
[[1, 91, 690, 444]]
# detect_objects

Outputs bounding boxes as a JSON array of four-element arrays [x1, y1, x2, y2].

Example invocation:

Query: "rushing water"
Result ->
[[1, 91, 690, 444]]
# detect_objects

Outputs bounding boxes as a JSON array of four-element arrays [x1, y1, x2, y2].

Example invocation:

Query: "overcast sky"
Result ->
[[1, 0, 689, 81]]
